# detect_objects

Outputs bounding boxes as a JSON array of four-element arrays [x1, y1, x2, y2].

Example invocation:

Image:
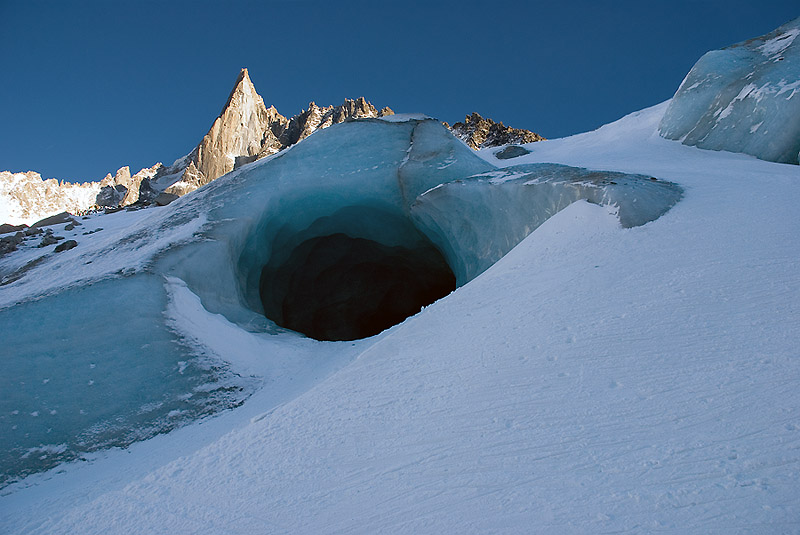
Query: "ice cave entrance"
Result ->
[[256, 208, 456, 341], [225, 120, 682, 343]]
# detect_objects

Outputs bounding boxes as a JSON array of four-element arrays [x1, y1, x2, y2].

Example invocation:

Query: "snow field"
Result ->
[[2, 102, 800, 533]]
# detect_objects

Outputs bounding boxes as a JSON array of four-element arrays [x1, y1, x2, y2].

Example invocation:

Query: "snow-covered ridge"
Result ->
[[0, 171, 100, 226]]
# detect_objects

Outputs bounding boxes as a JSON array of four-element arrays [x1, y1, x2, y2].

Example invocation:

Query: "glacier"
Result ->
[[2, 100, 798, 534], [0, 116, 681, 487], [659, 16, 800, 164], [3, 15, 800, 532]]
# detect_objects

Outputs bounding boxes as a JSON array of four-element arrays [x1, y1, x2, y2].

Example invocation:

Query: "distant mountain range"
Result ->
[[0, 68, 544, 226]]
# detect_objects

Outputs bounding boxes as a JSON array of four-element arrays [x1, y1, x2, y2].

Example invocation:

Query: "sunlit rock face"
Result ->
[[0, 116, 682, 485], [448, 112, 545, 149], [659, 16, 800, 164]]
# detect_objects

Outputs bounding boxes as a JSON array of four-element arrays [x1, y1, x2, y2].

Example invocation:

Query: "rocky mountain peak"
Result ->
[[221, 68, 260, 114], [280, 97, 394, 149], [99, 166, 132, 188], [188, 68, 287, 186], [95, 164, 159, 208], [449, 112, 545, 150]]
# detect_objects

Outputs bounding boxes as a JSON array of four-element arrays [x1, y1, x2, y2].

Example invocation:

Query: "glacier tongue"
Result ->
[[659, 16, 800, 164], [0, 117, 682, 486]]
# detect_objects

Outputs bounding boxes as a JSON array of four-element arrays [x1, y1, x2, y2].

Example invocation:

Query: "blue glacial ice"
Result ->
[[0, 117, 682, 486], [659, 16, 800, 164], [411, 164, 683, 284], [0, 276, 253, 487]]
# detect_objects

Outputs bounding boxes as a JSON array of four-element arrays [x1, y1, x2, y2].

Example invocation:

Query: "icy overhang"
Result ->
[[155, 118, 682, 339]]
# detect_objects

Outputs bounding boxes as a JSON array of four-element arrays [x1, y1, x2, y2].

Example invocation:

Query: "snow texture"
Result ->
[[659, 16, 800, 164], [1, 106, 798, 534]]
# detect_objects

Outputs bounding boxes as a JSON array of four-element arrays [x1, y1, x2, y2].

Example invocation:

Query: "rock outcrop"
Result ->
[[447, 113, 545, 150], [279, 97, 394, 151], [95, 165, 160, 207], [189, 69, 288, 187], [54, 239, 78, 252], [144, 70, 395, 198]]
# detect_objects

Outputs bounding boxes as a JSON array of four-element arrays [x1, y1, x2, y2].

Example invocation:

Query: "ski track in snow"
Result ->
[[2, 102, 800, 533]]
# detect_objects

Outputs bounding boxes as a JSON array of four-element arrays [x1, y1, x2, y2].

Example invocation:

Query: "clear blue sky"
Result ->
[[0, 1, 797, 182]]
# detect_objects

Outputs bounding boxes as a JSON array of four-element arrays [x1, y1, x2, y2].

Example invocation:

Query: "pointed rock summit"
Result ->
[[142, 68, 394, 199], [191, 68, 288, 184], [124, 69, 543, 203]]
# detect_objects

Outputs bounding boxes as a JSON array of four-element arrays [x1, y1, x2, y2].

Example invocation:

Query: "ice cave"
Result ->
[[256, 210, 457, 341], [0, 116, 682, 485]]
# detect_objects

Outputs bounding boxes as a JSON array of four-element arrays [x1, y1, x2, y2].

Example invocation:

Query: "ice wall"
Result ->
[[659, 17, 800, 164]]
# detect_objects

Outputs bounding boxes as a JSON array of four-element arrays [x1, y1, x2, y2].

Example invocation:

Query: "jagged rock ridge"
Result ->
[[144, 68, 396, 200], [95, 165, 160, 208], [447, 112, 545, 150], [0, 171, 100, 225], [1, 68, 545, 224]]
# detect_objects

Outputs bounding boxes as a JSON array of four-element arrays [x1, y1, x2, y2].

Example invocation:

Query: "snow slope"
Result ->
[[2, 102, 799, 533]]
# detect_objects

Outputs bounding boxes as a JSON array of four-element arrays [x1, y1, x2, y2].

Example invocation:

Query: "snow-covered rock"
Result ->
[[659, 16, 800, 164], [0, 164, 161, 226], [0, 171, 100, 226]]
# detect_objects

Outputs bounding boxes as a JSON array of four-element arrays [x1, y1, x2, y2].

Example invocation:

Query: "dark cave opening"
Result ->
[[259, 233, 456, 341]]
